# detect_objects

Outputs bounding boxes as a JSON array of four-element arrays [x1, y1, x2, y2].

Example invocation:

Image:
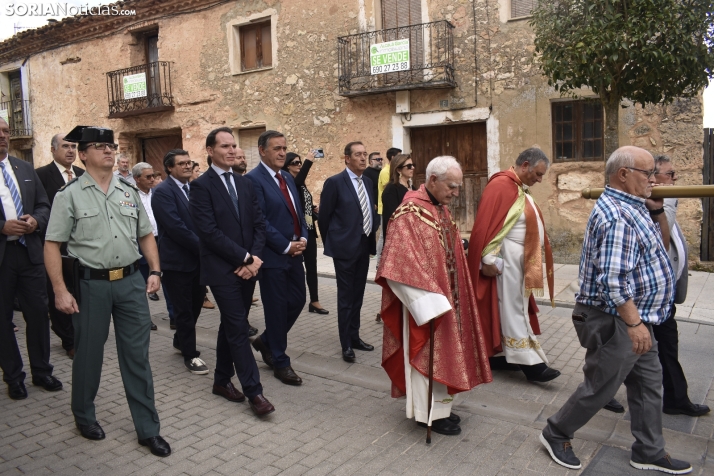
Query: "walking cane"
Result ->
[[426, 319, 435, 444]]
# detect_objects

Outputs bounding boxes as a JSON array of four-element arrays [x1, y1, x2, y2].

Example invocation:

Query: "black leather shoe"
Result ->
[[76, 421, 105, 440], [417, 418, 461, 435], [663, 402, 711, 417], [274, 366, 303, 386], [148, 293, 160, 301], [309, 303, 329, 315], [540, 433, 581, 469], [604, 398, 625, 413], [447, 412, 461, 424], [32, 375, 63, 392], [212, 382, 245, 402], [342, 347, 356, 362], [489, 356, 521, 371], [351, 338, 374, 351], [248, 322, 258, 337], [522, 363, 561, 383], [138, 435, 171, 457], [7, 381, 27, 400], [251, 337, 274, 369], [151, 323, 157, 331]]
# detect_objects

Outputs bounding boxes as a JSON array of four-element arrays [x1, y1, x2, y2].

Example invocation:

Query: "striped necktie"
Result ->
[[66, 168, 73, 181], [357, 177, 370, 235], [0, 161, 25, 245]]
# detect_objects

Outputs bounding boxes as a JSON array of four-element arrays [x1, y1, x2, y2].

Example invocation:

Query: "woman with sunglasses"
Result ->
[[381, 154, 416, 241], [282, 151, 329, 315]]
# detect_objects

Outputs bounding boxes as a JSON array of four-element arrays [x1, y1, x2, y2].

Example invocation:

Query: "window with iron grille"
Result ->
[[511, 0, 536, 18], [239, 20, 272, 72], [552, 100, 604, 162]]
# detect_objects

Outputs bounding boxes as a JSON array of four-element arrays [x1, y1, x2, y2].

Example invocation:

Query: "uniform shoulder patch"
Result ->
[[58, 177, 79, 192], [119, 177, 140, 191]]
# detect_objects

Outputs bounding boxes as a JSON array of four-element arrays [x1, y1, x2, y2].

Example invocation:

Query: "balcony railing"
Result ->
[[0, 99, 31, 137], [106, 61, 174, 118], [337, 20, 456, 97]]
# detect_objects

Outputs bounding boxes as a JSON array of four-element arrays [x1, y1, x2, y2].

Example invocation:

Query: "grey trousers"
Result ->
[[543, 303, 666, 463]]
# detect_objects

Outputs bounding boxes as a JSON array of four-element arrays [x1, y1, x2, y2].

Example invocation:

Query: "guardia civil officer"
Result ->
[[44, 126, 170, 457]]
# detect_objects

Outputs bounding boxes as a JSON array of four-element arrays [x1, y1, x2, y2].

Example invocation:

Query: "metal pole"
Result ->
[[426, 319, 435, 444]]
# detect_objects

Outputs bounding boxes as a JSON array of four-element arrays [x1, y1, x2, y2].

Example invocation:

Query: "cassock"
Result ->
[[376, 185, 492, 424], [467, 167, 555, 365]]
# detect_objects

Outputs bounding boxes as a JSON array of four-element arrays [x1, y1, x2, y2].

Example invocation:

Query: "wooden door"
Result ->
[[702, 128, 714, 260], [410, 122, 488, 234], [145, 34, 161, 107], [142, 135, 183, 179], [9, 72, 24, 135], [380, 0, 423, 81]]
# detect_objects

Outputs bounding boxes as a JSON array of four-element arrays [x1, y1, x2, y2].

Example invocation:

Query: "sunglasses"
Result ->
[[371, 158, 383, 162], [289, 160, 302, 166], [398, 163, 415, 170], [88, 143, 119, 151]]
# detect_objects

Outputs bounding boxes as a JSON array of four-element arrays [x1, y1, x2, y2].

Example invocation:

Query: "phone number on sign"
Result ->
[[371, 62, 409, 74]]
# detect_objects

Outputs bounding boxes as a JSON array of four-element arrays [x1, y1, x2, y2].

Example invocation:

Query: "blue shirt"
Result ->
[[576, 186, 674, 324]]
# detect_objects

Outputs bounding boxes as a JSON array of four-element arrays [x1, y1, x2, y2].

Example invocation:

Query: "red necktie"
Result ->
[[275, 172, 301, 238]]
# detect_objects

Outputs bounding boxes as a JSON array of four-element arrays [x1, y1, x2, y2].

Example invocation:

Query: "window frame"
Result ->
[[509, 0, 536, 20], [551, 99, 604, 163], [227, 10, 278, 76]]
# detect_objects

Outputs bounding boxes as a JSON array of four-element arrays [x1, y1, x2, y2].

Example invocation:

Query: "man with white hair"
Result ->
[[114, 155, 136, 185], [540, 146, 691, 474], [468, 148, 560, 383], [377, 156, 492, 436]]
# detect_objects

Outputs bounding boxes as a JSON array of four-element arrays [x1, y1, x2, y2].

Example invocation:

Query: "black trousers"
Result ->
[[259, 258, 306, 369], [653, 305, 690, 408], [46, 277, 74, 351], [303, 228, 319, 303], [162, 269, 205, 359], [333, 235, 370, 350], [0, 242, 53, 384], [212, 280, 262, 398]]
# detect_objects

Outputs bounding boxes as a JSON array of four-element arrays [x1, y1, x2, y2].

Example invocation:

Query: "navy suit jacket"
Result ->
[[0, 156, 50, 266], [245, 163, 308, 269], [152, 178, 200, 273], [189, 166, 266, 286], [319, 169, 379, 260]]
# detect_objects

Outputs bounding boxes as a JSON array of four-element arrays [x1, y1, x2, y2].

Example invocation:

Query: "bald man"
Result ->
[[232, 147, 248, 175]]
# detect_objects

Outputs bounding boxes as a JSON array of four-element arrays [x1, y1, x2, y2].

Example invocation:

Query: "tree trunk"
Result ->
[[602, 93, 620, 160]]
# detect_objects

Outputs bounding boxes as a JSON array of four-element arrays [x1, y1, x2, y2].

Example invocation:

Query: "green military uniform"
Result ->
[[46, 172, 161, 439]]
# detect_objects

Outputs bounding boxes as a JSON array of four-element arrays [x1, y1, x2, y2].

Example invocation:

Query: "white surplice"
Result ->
[[385, 279, 455, 424]]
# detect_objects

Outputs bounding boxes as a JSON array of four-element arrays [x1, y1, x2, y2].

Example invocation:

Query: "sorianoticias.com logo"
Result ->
[[5, 3, 136, 16]]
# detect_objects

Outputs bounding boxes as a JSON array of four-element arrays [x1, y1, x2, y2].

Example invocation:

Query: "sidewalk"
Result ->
[[0, 264, 712, 474], [316, 254, 714, 326]]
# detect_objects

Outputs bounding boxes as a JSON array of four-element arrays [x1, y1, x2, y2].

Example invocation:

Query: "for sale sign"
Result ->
[[370, 39, 410, 75], [123, 73, 147, 99]]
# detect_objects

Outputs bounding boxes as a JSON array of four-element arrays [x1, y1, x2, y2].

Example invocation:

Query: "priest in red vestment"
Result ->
[[376, 156, 492, 436], [467, 148, 559, 383]]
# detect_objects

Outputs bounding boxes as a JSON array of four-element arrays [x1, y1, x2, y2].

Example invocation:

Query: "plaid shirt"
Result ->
[[576, 186, 674, 324]]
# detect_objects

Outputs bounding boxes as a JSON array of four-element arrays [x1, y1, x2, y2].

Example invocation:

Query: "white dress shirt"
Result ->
[[211, 163, 249, 261], [138, 188, 158, 236], [54, 161, 76, 183], [0, 155, 21, 240], [346, 167, 372, 233], [170, 175, 189, 200]]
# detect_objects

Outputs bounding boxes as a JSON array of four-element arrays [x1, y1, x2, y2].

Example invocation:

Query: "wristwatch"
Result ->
[[149, 270, 163, 278], [649, 207, 665, 216], [243, 255, 254, 266]]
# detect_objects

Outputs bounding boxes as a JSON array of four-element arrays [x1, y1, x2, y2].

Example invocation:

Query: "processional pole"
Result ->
[[426, 320, 435, 444]]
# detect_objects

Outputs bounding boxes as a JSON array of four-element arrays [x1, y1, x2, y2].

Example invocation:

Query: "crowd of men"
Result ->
[[0, 114, 708, 472]]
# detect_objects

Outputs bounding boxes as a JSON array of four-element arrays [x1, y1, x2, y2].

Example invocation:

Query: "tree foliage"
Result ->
[[530, 0, 714, 155]]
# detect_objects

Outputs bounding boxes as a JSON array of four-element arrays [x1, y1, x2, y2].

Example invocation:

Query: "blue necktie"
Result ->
[[222, 172, 240, 218], [0, 161, 25, 245], [182, 184, 190, 200]]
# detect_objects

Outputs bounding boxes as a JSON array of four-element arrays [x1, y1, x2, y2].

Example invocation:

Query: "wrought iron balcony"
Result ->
[[106, 61, 174, 118], [0, 99, 31, 137], [337, 20, 456, 97]]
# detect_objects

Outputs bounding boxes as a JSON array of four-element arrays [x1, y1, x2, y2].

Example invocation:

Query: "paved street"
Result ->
[[1, 258, 713, 475]]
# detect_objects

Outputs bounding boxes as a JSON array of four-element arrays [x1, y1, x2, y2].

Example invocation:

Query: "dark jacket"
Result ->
[[381, 182, 415, 239], [35, 162, 85, 205], [152, 178, 200, 273], [292, 160, 317, 235]]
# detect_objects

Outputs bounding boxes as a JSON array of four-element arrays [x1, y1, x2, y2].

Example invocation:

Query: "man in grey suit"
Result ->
[[650, 155, 709, 417]]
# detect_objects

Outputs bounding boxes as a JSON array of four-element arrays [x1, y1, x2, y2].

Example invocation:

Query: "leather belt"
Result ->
[[79, 261, 140, 281]]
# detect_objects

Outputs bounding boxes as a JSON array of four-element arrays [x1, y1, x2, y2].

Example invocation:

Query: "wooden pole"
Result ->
[[426, 320, 435, 444], [581, 185, 714, 200]]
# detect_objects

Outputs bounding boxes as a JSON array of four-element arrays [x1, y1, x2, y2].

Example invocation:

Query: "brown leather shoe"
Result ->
[[202, 296, 215, 309], [249, 394, 275, 416], [212, 382, 245, 403], [67, 349, 75, 360], [251, 337, 274, 369], [274, 366, 302, 386]]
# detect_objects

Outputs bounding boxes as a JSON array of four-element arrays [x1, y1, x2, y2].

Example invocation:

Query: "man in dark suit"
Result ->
[[319, 141, 379, 363], [35, 133, 85, 358], [246, 130, 308, 386], [190, 127, 275, 416], [152, 149, 207, 375], [0, 118, 62, 400]]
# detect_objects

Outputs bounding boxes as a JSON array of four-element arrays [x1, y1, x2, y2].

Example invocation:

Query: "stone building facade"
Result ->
[[0, 0, 705, 263]]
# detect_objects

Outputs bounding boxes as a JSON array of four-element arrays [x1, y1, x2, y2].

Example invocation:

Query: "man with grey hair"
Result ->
[[377, 155, 492, 436], [114, 154, 135, 184], [468, 148, 560, 383], [540, 146, 691, 474]]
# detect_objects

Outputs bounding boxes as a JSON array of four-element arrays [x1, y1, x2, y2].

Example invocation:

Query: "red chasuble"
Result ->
[[376, 185, 492, 398], [467, 169, 544, 357]]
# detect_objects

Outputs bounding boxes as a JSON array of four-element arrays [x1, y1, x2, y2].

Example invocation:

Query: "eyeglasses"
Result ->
[[655, 171, 677, 179], [371, 158, 383, 162], [60, 144, 77, 150], [398, 163, 415, 170], [88, 143, 119, 151], [289, 160, 302, 166], [626, 167, 656, 179], [144, 174, 156, 180], [175, 160, 193, 167]]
